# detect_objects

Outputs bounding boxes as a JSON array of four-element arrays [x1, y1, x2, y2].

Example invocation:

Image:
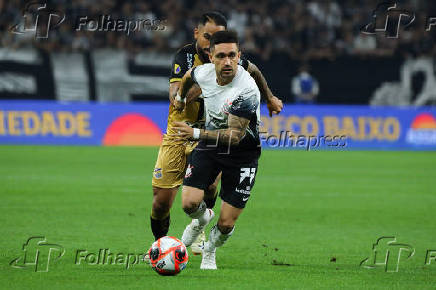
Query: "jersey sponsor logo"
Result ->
[[174, 64, 181, 74], [186, 53, 193, 69], [153, 168, 162, 179], [236, 188, 251, 195], [185, 164, 194, 178]]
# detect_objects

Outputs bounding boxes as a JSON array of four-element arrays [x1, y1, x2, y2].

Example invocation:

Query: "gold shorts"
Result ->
[[152, 138, 197, 189]]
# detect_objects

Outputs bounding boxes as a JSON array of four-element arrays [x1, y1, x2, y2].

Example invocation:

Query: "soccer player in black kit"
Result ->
[[173, 30, 262, 269]]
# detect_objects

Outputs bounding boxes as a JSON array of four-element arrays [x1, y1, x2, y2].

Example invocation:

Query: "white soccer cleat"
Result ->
[[191, 231, 205, 255], [182, 209, 214, 247], [200, 249, 217, 270]]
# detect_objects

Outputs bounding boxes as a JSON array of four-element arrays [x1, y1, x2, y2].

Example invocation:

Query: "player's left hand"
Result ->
[[267, 96, 283, 117], [171, 121, 194, 140]]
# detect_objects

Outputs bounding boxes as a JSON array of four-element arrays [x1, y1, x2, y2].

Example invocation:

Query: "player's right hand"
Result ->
[[267, 96, 283, 117]]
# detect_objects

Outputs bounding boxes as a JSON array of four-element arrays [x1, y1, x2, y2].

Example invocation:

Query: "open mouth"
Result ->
[[222, 67, 232, 73]]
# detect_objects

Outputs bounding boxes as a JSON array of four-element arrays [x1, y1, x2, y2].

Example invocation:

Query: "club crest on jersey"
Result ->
[[153, 168, 162, 179], [221, 99, 233, 115], [185, 164, 194, 178], [174, 64, 181, 74]]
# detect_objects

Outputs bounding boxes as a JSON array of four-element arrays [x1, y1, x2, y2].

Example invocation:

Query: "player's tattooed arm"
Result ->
[[169, 82, 180, 105], [174, 68, 195, 111], [172, 114, 250, 146], [247, 61, 283, 117], [170, 81, 201, 106], [185, 84, 202, 104], [200, 114, 250, 146]]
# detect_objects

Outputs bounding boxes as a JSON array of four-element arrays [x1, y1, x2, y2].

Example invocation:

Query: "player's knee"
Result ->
[[182, 200, 200, 214], [217, 222, 235, 234]]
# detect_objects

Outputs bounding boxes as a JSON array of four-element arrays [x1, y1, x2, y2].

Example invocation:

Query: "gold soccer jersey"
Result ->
[[152, 43, 205, 188]]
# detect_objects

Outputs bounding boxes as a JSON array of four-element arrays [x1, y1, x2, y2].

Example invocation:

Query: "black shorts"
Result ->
[[183, 148, 259, 209]]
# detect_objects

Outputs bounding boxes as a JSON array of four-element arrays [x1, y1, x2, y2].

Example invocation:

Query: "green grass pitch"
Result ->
[[1, 146, 435, 289]]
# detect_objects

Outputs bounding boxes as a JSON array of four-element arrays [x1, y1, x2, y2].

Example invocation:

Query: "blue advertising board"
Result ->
[[0, 101, 435, 150]]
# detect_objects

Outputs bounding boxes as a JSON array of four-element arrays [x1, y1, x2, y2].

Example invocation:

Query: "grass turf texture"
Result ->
[[0, 146, 435, 289]]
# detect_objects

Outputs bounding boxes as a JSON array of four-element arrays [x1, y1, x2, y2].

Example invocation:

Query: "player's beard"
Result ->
[[218, 66, 235, 84], [198, 47, 210, 63]]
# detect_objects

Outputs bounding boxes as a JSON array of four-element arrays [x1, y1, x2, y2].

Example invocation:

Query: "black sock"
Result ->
[[150, 215, 170, 240]]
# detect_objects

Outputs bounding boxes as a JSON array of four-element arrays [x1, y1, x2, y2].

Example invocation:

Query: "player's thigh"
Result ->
[[204, 172, 221, 199], [183, 149, 220, 191], [220, 158, 259, 209], [152, 142, 187, 188]]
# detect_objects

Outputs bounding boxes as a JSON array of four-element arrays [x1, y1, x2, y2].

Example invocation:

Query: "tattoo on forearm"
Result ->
[[200, 114, 250, 146], [186, 84, 202, 103], [180, 73, 195, 100], [169, 82, 180, 103]]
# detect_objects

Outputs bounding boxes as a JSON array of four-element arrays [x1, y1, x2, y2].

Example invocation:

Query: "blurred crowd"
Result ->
[[1, 0, 435, 60]]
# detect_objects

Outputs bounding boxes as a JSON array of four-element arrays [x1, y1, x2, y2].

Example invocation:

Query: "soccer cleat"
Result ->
[[200, 248, 217, 270], [191, 230, 206, 255], [182, 209, 214, 247]]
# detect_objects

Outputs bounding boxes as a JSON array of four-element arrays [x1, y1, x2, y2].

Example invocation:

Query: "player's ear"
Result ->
[[194, 27, 199, 40]]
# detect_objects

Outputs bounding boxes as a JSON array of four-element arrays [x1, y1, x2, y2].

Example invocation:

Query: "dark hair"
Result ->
[[210, 30, 239, 50], [199, 11, 227, 28]]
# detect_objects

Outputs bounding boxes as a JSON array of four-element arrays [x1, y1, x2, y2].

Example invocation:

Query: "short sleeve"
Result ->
[[228, 89, 259, 119], [169, 50, 190, 83]]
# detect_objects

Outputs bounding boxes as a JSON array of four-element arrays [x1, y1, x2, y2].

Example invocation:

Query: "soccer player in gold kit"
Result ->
[[149, 12, 282, 254]]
